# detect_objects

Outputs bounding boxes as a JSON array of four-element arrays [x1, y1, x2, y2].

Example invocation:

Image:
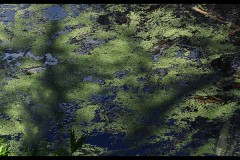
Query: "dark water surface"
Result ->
[[1, 4, 240, 156]]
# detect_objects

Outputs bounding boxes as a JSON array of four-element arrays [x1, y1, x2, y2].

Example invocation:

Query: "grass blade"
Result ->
[[72, 135, 85, 154]]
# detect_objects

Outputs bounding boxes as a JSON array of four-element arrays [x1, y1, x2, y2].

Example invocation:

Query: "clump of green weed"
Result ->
[[0, 138, 10, 156]]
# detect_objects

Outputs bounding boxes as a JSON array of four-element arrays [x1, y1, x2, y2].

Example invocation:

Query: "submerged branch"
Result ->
[[191, 6, 240, 36]]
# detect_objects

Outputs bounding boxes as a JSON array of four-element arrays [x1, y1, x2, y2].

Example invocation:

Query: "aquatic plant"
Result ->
[[69, 128, 85, 156], [0, 4, 240, 156], [0, 138, 9, 156]]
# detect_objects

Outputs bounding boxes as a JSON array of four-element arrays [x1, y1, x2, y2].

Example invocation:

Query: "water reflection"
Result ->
[[3, 51, 58, 67], [44, 5, 68, 21]]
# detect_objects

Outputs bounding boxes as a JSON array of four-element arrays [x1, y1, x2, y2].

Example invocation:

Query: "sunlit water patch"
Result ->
[[2, 51, 58, 68], [0, 6, 16, 24]]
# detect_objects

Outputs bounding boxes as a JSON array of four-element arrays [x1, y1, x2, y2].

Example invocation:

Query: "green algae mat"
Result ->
[[0, 4, 240, 156]]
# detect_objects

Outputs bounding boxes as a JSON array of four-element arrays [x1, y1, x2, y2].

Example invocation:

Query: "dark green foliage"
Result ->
[[69, 128, 85, 156], [19, 147, 37, 156]]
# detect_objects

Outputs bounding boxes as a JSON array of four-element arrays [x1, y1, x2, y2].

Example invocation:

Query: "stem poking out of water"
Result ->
[[191, 6, 240, 36]]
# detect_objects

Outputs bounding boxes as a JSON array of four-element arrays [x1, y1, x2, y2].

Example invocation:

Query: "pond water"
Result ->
[[44, 5, 68, 21], [0, 4, 240, 156]]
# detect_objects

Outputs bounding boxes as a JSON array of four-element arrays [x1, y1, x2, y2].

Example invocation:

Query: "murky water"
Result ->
[[44, 5, 68, 21], [0, 4, 240, 156]]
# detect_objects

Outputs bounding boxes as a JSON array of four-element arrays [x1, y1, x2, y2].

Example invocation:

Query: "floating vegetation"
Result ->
[[0, 4, 240, 156]]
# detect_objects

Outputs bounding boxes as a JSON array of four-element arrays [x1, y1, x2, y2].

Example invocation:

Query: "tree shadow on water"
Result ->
[[0, 8, 90, 155], [21, 20, 89, 155], [1, 4, 240, 156]]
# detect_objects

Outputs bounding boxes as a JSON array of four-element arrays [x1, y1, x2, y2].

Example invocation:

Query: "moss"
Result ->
[[67, 82, 101, 101], [27, 4, 54, 12], [0, 22, 10, 42], [75, 105, 99, 123], [191, 138, 216, 156], [92, 29, 117, 40], [76, 143, 108, 156], [106, 4, 129, 13], [19, 57, 43, 68]]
